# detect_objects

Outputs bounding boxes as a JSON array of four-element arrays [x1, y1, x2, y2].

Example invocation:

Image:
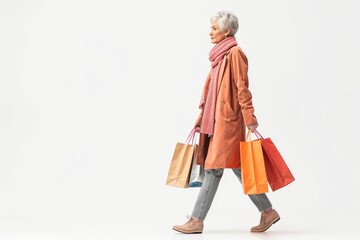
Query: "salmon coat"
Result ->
[[196, 45, 258, 169]]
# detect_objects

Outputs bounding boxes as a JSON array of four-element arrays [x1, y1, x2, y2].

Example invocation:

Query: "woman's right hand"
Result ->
[[194, 111, 203, 133], [195, 125, 201, 133]]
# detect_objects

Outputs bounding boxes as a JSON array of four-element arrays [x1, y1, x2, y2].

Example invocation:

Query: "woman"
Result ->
[[172, 11, 280, 234]]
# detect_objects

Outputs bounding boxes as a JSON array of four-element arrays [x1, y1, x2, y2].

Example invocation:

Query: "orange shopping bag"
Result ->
[[240, 130, 269, 194]]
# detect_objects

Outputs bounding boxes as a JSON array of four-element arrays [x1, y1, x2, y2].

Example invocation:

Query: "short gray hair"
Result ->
[[211, 11, 239, 36]]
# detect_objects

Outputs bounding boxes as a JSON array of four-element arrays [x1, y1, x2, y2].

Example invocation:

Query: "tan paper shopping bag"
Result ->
[[166, 129, 197, 188]]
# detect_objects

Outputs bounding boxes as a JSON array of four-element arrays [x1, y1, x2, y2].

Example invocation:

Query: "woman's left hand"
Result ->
[[247, 123, 259, 132]]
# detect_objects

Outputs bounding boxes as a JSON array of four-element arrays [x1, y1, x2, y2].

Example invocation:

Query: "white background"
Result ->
[[1, 0, 360, 239]]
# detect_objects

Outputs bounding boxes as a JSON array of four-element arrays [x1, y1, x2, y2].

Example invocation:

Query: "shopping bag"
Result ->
[[188, 143, 204, 187], [240, 131, 269, 194], [166, 129, 197, 188], [254, 130, 295, 191]]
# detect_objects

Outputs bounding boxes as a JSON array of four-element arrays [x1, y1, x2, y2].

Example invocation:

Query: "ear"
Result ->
[[225, 29, 231, 37]]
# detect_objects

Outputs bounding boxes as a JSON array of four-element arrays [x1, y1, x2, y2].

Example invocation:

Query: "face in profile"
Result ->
[[209, 20, 228, 44]]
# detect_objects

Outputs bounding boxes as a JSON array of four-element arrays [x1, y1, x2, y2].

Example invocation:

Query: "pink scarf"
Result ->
[[199, 37, 238, 136]]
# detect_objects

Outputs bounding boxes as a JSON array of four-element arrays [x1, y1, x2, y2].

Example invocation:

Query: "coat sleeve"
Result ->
[[230, 48, 258, 126]]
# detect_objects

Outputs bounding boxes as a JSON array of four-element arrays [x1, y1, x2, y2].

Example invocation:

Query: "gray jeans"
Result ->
[[192, 169, 272, 220]]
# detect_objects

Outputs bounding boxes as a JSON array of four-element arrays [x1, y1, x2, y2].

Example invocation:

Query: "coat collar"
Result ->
[[217, 56, 228, 93]]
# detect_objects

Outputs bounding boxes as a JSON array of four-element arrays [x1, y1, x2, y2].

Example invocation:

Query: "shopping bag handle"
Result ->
[[185, 128, 196, 144], [253, 129, 264, 140], [246, 129, 265, 141], [246, 129, 252, 142]]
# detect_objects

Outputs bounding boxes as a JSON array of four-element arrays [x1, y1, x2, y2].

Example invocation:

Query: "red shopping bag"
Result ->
[[254, 130, 295, 191]]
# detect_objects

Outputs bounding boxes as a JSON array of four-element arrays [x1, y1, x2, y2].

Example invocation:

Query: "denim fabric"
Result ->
[[191, 168, 272, 220]]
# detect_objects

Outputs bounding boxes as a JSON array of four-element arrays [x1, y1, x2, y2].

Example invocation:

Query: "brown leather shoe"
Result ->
[[251, 209, 280, 232], [172, 216, 204, 234]]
